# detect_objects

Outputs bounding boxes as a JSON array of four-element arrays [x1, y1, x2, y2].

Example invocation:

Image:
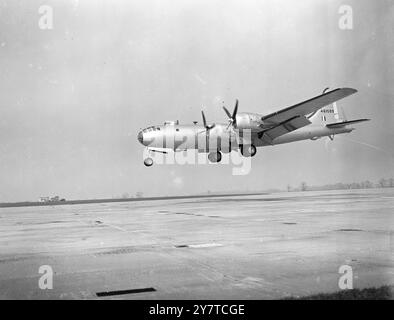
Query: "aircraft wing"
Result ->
[[261, 88, 357, 124]]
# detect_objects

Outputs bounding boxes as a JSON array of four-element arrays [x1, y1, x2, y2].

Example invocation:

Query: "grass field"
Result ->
[[285, 286, 393, 300]]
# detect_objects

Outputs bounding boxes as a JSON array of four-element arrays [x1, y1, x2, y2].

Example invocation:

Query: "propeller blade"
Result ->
[[232, 99, 238, 119], [201, 111, 207, 128], [201, 110, 215, 131], [223, 106, 232, 118], [223, 100, 239, 130]]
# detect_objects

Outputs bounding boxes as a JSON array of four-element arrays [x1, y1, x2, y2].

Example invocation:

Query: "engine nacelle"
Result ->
[[236, 112, 264, 130]]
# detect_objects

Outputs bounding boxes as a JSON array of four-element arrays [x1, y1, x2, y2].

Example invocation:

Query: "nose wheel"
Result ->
[[143, 157, 153, 167], [208, 151, 222, 163]]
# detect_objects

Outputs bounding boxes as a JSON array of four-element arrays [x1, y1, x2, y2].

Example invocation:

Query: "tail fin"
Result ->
[[334, 101, 347, 122], [308, 88, 347, 125]]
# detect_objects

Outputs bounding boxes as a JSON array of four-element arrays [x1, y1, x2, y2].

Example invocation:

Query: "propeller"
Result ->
[[201, 110, 215, 131], [223, 99, 238, 129]]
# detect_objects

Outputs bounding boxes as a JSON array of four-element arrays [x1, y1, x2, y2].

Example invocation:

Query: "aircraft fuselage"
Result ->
[[137, 122, 353, 152]]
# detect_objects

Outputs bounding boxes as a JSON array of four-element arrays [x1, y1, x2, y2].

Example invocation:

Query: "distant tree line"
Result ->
[[287, 178, 394, 192], [114, 192, 143, 199]]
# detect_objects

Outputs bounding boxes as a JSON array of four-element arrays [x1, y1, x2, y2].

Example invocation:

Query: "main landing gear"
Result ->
[[207, 145, 256, 163], [240, 144, 257, 157], [208, 151, 222, 163]]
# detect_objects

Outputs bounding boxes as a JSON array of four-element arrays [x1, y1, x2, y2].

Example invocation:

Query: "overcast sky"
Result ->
[[0, 0, 393, 201]]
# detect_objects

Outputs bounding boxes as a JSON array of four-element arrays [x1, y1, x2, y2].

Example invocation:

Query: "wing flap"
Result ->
[[259, 115, 311, 144], [262, 88, 357, 124]]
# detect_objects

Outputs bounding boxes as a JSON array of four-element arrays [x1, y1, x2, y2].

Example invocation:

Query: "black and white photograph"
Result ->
[[0, 0, 393, 308]]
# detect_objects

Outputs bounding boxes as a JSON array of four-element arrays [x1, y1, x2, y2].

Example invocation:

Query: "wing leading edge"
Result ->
[[261, 88, 357, 124]]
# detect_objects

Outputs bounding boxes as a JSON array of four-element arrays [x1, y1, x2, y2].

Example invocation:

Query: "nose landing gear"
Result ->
[[143, 157, 154, 167], [143, 147, 154, 166]]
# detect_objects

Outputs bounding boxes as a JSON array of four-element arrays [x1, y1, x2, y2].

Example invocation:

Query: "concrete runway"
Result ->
[[0, 189, 393, 299]]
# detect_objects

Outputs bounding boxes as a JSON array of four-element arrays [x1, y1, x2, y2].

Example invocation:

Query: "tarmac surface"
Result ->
[[0, 189, 393, 299]]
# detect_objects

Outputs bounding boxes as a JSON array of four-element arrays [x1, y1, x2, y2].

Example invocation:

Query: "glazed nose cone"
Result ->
[[137, 131, 143, 144]]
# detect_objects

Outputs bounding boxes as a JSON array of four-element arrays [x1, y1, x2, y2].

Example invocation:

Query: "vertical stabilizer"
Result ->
[[334, 102, 347, 122], [308, 88, 347, 126]]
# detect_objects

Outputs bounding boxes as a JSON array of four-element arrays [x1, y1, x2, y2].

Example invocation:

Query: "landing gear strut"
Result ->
[[208, 151, 222, 163], [240, 144, 257, 157], [143, 148, 169, 166]]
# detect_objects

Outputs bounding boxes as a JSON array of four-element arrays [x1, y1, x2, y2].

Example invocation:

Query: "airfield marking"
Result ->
[[96, 287, 156, 297]]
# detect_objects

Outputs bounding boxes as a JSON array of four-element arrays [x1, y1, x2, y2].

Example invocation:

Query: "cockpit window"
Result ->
[[143, 126, 161, 132]]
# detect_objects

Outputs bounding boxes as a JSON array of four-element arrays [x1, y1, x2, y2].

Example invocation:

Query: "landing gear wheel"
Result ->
[[144, 157, 154, 167], [208, 151, 222, 163], [240, 144, 257, 157]]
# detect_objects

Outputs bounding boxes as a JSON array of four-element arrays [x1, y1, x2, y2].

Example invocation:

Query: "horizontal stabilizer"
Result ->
[[326, 119, 370, 128]]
